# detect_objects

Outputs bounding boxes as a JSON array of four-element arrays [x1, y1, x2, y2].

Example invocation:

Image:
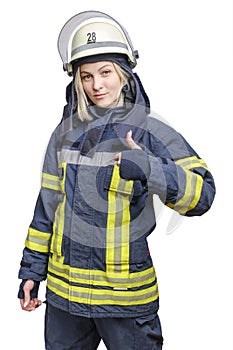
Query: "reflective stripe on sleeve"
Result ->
[[25, 228, 51, 253], [167, 168, 203, 214], [41, 172, 60, 191], [175, 156, 210, 172]]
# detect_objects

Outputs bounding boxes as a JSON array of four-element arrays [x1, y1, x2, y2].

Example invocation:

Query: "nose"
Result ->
[[92, 75, 103, 91]]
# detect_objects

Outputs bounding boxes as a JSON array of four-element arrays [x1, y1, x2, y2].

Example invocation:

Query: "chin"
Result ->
[[96, 102, 111, 108]]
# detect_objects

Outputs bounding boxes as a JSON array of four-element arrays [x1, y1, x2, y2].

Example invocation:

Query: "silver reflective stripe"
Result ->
[[41, 173, 60, 191], [42, 177, 59, 188], [47, 275, 159, 304], [25, 228, 50, 253], [175, 156, 209, 171], [167, 169, 203, 214], [49, 258, 156, 287], [71, 41, 128, 57], [27, 235, 48, 246], [71, 287, 158, 302], [174, 171, 197, 212], [57, 149, 80, 165], [57, 149, 115, 166]]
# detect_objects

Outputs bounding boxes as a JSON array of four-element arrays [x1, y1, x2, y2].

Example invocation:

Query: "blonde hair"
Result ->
[[74, 62, 130, 121]]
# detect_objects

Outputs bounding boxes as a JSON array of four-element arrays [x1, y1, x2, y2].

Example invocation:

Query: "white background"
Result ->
[[1, 1, 232, 349]]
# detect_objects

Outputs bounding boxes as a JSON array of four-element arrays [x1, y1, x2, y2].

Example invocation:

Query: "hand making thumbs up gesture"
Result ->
[[114, 130, 142, 165]]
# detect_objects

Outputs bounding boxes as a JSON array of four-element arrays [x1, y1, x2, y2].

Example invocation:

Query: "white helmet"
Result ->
[[58, 11, 139, 75]]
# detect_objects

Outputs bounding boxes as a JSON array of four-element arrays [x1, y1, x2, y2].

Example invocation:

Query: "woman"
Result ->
[[18, 11, 216, 350]]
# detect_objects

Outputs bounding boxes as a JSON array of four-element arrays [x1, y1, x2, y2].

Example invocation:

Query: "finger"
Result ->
[[20, 298, 35, 312], [32, 298, 42, 308], [23, 279, 34, 308], [23, 288, 31, 308], [22, 299, 42, 312], [20, 299, 25, 309], [114, 153, 121, 165]]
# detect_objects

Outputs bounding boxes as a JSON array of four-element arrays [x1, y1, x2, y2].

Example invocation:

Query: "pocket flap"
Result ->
[[105, 165, 133, 195]]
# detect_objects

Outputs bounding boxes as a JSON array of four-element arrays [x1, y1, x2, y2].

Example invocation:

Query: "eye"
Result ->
[[81, 74, 92, 82], [101, 69, 111, 76]]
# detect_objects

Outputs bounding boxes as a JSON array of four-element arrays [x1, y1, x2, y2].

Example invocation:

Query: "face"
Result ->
[[80, 61, 122, 108]]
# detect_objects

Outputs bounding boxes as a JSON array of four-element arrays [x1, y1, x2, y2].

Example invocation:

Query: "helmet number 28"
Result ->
[[87, 32, 96, 44]]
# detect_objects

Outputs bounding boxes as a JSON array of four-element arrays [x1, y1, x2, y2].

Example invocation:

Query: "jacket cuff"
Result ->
[[17, 280, 40, 299], [120, 149, 150, 181], [18, 258, 48, 281]]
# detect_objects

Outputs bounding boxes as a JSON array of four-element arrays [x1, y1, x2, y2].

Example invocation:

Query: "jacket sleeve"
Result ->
[[147, 148, 216, 217], [120, 119, 216, 217], [18, 128, 61, 283]]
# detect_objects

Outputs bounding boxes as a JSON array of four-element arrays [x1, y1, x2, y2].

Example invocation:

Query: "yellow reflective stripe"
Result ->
[[41, 172, 60, 191], [167, 170, 203, 214], [48, 255, 157, 288], [25, 228, 51, 253], [47, 274, 159, 306], [120, 192, 130, 272], [109, 165, 121, 190], [109, 166, 133, 194], [50, 163, 67, 255], [188, 173, 203, 211], [175, 156, 210, 171], [106, 187, 116, 271], [106, 166, 133, 274], [167, 156, 207, 213]]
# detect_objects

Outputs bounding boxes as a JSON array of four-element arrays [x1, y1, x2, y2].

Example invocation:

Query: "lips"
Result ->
[[93, 93, 107, 99]]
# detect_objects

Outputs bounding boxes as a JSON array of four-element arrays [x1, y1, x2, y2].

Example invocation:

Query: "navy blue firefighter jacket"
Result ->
[[18, 61, 216, 318]]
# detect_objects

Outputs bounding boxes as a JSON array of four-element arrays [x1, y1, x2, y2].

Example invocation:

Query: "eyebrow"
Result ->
[[80, 64, 113, 74]]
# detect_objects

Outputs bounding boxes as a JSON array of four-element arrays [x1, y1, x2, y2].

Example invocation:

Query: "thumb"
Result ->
[[23, 280, 34, 307], [126, 130, 141, 150]]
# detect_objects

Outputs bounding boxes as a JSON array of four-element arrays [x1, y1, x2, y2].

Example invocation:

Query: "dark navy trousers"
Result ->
[[45, 303, 163, 349]]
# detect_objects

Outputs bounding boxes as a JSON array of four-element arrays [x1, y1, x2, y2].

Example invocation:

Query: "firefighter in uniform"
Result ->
[[18, 11, 216, 350]]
